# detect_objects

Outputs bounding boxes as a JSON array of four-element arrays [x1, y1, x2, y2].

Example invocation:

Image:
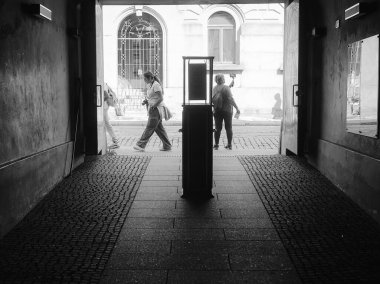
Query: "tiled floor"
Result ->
[[100, 156, 301, 283]]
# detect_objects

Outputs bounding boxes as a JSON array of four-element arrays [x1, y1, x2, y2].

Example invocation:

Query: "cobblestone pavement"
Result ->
[[239, 155, 380, 283], [110, 125, 280, 156], [118, 135, 279, 151], [114, 135, 279, 158], [0, 156, 150, 283], [2, 124, 379, 283]]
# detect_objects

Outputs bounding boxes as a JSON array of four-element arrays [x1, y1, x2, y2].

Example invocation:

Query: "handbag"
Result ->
[[115, 105, 123, 116], [163, 106, 172, 121]]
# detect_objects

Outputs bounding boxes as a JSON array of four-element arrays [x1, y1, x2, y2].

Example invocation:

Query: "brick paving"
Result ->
[[0, 156, 150, 283], [239, 155, 380, 283]]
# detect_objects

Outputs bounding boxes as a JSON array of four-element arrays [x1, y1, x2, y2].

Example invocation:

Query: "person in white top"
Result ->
[[133, 71, 172, 152], [104, 84, 119, 149]]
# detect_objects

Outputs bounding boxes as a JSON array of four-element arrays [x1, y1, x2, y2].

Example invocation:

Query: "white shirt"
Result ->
[[147, 81, 163, 108]]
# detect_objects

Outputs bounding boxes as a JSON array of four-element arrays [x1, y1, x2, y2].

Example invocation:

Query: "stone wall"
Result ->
[[0, 0, 76, 237], [303, 0, 380, 223]]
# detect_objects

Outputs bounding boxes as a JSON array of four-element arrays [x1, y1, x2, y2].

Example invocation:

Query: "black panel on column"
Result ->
[[188, 63, 207, 101]]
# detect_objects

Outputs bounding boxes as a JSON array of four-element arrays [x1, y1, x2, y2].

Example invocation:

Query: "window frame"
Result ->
[[208, 12, 236, 64]]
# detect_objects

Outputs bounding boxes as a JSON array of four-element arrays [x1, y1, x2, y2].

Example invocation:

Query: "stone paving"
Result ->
[[100, 156, 301, 283], [1, 125, 380, 283], [109, 124, 280, 157], [117, 134, 279, 152], [240, 156, 380, 283], [0, 156, 150, 283]]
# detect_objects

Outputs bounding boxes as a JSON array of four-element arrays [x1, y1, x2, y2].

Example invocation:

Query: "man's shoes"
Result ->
[[159, 147, 172, 151], [109, 143, 120, 149], [133, 145, 145, 152], [225, 145, 232, 150], [213, 144, 219, 150]]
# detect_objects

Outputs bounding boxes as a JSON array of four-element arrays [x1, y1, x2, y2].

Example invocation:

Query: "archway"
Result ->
[[117, 12, 163, 110]]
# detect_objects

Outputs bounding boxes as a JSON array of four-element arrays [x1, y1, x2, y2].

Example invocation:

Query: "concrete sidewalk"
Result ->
[[100, 156, 301, 283]]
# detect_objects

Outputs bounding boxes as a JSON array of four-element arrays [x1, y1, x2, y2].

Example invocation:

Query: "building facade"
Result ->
[[103, 4, 284, 120]]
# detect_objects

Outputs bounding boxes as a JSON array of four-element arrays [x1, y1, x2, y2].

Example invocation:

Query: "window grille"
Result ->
[[118, 13, 162, 109]]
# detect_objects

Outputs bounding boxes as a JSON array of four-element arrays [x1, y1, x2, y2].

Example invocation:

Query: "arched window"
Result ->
[[118, 13, 163, 89], [208, 12, 235, 64]]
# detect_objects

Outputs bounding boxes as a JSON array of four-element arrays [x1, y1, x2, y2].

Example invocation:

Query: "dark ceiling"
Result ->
[[100, 0, 284, 5]]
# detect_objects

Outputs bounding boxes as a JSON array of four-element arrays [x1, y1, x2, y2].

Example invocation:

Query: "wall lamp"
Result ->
[[345, 3, 367, 21], [30, 4, 52, 21], [311, 27, 326, 38]]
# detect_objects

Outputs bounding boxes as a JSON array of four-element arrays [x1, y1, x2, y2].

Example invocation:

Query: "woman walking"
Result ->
[[212, 74, 240, 150], [133, 71, 172, 152]]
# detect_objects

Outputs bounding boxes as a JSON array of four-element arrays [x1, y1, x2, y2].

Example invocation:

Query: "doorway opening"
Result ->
[[100, 3, 285, 155]]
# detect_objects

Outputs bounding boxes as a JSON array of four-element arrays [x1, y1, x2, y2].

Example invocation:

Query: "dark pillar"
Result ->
[[181, 57, 214, 199], [81, 0, 98, 155], [182, 105, 213, 199]]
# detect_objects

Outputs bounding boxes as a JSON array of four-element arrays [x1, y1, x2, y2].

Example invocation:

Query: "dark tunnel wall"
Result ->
[[1, 0, 379, 237], [0, 0, 76, 237], [303, 0, 380, 223]]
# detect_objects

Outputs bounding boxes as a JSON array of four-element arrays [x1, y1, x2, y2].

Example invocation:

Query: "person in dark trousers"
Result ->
[[212, 74, 240, 150], [133, 71, 172, 152]]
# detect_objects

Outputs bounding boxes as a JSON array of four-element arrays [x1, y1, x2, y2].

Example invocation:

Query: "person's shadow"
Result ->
[[271, 93, 282, 119]]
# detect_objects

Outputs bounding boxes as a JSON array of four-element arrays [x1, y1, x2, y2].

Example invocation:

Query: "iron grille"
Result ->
[[118, 13, 162, 110]]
